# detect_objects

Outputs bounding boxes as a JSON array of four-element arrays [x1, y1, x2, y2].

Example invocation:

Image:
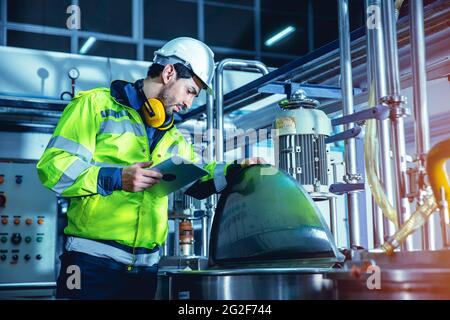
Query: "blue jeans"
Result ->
[[56, 251, 158, 300]]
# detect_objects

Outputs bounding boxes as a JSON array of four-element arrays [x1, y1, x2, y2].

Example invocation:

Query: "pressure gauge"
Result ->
[[68, 67, 80, 80]]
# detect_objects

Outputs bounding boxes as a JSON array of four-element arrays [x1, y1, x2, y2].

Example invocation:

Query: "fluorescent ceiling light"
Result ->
[[264, 26, 296, 47], [79, 37, 97, 54]]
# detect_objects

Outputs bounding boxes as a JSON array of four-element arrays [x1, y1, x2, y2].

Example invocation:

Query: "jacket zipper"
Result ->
[[112, 100, 174, 270]]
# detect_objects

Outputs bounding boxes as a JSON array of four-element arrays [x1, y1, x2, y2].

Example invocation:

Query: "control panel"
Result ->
[[0, 162, 57, 287]]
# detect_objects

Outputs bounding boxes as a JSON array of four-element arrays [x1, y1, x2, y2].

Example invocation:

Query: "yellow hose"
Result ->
[[382, 137, 450, 254], [426, 138, 450, 207], [364, 94, 398, 227], [381, 194, 438, 254]]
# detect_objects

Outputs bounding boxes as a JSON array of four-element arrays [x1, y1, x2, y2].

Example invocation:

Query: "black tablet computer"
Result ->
[[148, 156, 209, 196]]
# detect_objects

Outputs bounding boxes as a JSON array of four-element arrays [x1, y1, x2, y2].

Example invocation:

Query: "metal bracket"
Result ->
[[325, 125, 362, 144], [331, 104, 390, 126], [380, 95, 410, 119], [329, 183, 365, 195], [344, 173, 362, 183]]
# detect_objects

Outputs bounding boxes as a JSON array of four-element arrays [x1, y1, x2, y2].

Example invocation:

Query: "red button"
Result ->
[[14, 218, 20, 225], [37, 218, 44, 225], [25, 218, 33, 225], [1, 218, 7, 225]]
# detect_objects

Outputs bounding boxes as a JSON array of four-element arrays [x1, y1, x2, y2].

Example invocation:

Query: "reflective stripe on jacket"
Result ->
[[37, 87, 229, 249]]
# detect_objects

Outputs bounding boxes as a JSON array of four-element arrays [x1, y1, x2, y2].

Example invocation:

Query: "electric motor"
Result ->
[[273, 90, 332, 195]]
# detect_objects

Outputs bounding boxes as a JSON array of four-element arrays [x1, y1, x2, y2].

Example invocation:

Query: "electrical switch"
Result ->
[[11, 233, 22, 244]]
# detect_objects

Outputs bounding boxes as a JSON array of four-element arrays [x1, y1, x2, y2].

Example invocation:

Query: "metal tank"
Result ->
[[273, 90, 332, 198], [157, 165, 344, 300]]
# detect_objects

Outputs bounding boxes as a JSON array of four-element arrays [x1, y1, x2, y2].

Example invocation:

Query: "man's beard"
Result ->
[[158, 83, 176, 117]]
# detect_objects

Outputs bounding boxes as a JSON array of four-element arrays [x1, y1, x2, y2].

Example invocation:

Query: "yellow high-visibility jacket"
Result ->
[[37, 86, 233, 250]]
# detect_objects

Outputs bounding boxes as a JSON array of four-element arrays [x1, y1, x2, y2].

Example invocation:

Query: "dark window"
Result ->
[[205, 5, 254, 51], [205, 0, 253, 7], [144, 0, 197, 40], [78, 0, 132, 36], [349, 0, 366, 32], [313, 0, 338, 49], [260, 55, 292, 68], [214, 52, 254, 63], [144, 45, 160, 62], [313, 0, 366, 49], [78, 37, 136, 60], [8, 30, 70, 53], [7, 0, 72, 28]]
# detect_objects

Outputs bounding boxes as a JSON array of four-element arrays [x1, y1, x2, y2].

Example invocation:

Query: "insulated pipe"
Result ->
[[338, 0, 361, 247], [381, 0, 413, 250], [214, 59, 269, 162], [204, 88, 215, 257], [201, 215, 208, 257], [330, 161, 339, 243], [382, 0, 402, 94], [410, 0, 435, 250], [174, 218, 180, 257], [410, 0, 431, 161], [366, 0, 383, 247], [372, 0, 398, 240]]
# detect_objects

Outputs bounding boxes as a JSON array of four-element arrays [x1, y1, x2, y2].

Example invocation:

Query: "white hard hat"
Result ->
[[153, 37, 215, 94]]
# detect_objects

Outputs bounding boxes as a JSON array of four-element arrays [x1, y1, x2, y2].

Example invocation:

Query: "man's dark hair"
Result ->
[[147, 63, 194, 79]]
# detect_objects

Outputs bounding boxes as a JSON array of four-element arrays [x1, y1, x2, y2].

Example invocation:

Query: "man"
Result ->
[[37, 37, 263, 300]]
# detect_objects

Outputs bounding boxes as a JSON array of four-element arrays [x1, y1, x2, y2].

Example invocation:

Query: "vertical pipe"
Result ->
[[215, 59, 269, 163], [365, 0, 384, 248], [132, 0, 144, 61], [254, 0, 261, 60], [307, 0, 314, 53], [338, 0, 361, 247], [330, 161, 339, 243], [410, 0, 430, 158], [197, 0, 205, 42], [70, 0, 80, 54], [215, 69, 225, 163], [0, 0, 7, 46], [382, 0, 401, 93], [329, 198, 338, 242], [211, 59, 269, 255], [163, 238, 168, 256], [369, 0, 398, 241], [410, 0, 437, 250], [390, 118, 412, 249], [174, 218, 180, 257], [205, 87, 215, 257], [381, 0, 412, 250], [201, 215, 208, 257], [212, 60, 269, 255]]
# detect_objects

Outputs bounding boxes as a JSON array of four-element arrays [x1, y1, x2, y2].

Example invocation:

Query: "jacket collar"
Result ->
[[110, 79, 144, 111]]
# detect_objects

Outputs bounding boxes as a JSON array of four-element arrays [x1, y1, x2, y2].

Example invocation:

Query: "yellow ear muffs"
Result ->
[[141, 98, 166, 128], [158, 116, 175, 130]]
